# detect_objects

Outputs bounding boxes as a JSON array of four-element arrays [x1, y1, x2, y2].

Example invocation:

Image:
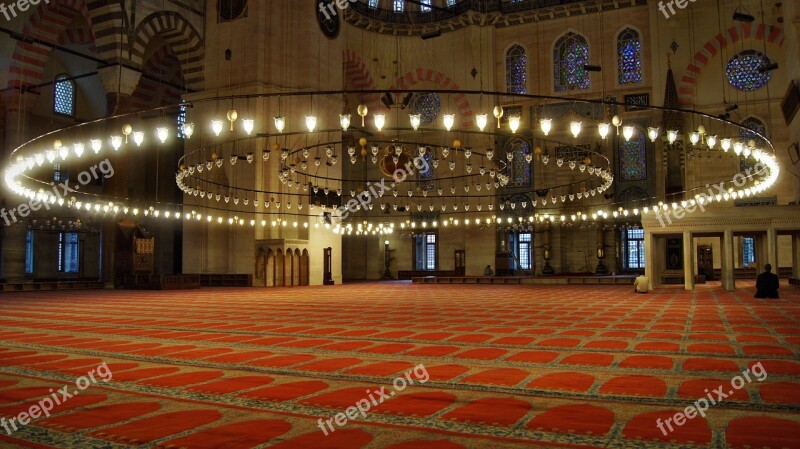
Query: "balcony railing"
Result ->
[[349, 0, 592, 24]]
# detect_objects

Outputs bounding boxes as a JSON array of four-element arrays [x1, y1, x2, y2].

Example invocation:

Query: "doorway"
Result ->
[[697, 245, 714, 280], [455, 250, 465, 276]]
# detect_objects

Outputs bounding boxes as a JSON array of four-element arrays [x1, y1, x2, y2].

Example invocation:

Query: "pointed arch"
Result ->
[[616, 26, 643, 85], [7, 0, 96, 90], [131, 12, 204, 90], [553, 30, 590, 92], [505, 138, 531, 187], [505, 43, 527, 94]]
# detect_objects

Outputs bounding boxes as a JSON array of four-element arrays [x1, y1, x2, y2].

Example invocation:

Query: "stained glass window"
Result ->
[[420, 0, 431, 12], [393, 0, 404, 12], [617, 28, 642, 84], [742, 236, 755, 267], [54, 75, 75, 116], [623, 228, 645, 269], [739, 116, 766, 171], [506, 138, 531, 187], [518, 233, 532, 270], [726, 50, 772, 91], [506, 44, 527, 94], [411, 93, 440, 125], [554, 32, 590, 92], [25, 230, 33, 275], [368, 0, 378, 7], [620, 132, 646, 181]]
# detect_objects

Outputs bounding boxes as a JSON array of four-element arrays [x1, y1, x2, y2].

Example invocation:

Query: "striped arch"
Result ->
[[388, 68, 474, 127], [57, 27, 96, 52], [7, 0, 95, 90], [678, 22, 784, 105], [130, 45, 184, 111], [86, 0, 126, 64], [342, 50, 380, 116], [131, 12, 203, 90]]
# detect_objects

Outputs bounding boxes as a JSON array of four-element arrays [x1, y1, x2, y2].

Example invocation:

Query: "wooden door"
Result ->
[[455, 250, 466, 276], [697, 245, 714, 280]]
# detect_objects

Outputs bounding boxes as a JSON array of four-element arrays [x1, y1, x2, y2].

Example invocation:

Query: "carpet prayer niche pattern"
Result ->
[[0, 282, 798, 449]]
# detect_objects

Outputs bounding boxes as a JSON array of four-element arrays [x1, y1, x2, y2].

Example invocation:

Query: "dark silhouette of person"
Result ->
[[484, 265, 494, 276], [755, 264, 779, 299]]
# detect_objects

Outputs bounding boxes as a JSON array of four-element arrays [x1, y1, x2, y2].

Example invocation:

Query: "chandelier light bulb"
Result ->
[[540, 118, 552, 136], [242, 118, 255, 135], [611, 115, 622, 127], [443, 113, 455, 131], [90, 139, 102, 153], [475, 113, 488, 131], [73, 142, 84, 158], [733, 141, 744, 155], [372, 113, 385, 132], [622, 125, 635, 141], [274, 116, 286, 133], [58, 146, 69, 160], [598, 123, 610, 139], [721, 138, 732, 152], [339, 113, 351, 131], [305, 115, 317, 132], [743, 146, 752, 158], [409, 113, 421, 131], [156, 127, 169, 143], [647, 127, 660, 142], [211, 119, 224, 136], [667, 130, 678, 144], [182, 122, 194, 139], [706, 135, 717, 149], [133, 131, 144, 147], [508, 115, 521, 133], [111, 135, 122, 151], [35, 153, 44, 166], [53, 139, 62, 150], [570, 121, 582, 138], [689, 131, 700, 145], [753, 148, 762, 161]]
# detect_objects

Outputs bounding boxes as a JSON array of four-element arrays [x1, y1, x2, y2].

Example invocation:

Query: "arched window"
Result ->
[[506, 44, 527, 94], [620, 132, 647, 181], [738, 116, 767, 170], [726, 50, 772, 91], [53, 75, 75, 116], [505, 138, 531, 187], [617, 28, 643, 84], [554, 32, 590, 92]]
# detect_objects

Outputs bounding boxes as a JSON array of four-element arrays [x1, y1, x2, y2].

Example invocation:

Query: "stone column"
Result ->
[[766, 227, 778, 274], [683, 230, 694, 290], [722, 229, 735, 291], [793, 233, 800, 279], [645, 230, 656, 289], [97, 66, 141, 286]]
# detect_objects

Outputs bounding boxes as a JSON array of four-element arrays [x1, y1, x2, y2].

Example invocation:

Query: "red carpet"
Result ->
[[0, 281, 798, 448]]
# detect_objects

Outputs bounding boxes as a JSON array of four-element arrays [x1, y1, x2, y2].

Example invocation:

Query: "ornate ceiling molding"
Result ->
[[343, 0, 647, 36]]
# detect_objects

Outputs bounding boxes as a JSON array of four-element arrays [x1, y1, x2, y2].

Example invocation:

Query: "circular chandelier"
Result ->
[[3, 89, 780, 236]]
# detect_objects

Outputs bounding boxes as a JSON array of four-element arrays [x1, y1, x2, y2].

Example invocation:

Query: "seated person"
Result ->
[[755, 264, 779, 298], [484, 265, 494, 276], [634, 274, 649, 293]]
